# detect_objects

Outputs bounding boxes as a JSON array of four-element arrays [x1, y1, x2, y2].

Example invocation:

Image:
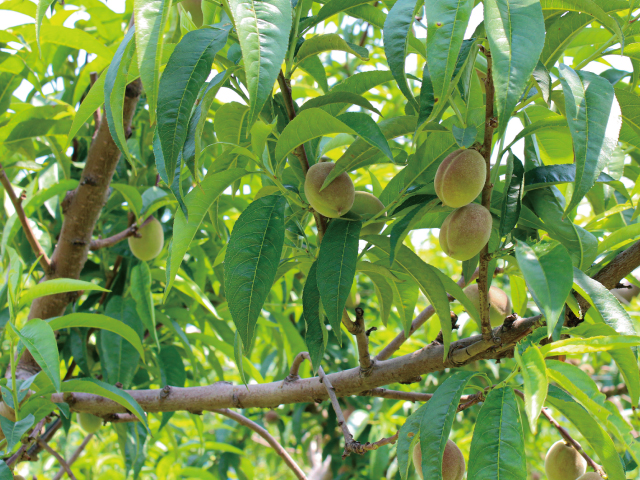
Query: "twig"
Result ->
[[37, 438, 77, 480], [6, 417, 48, 467], [345, 308, 374, 375], [514, 390, 604, 477], [601, 383, 628, 398], [211, 408, 308, 480], [0, 164, 51, 274], [286, 351, 311, 381], [89, 215, 153, 251], [360, 387, 475, 404], [63, 360, 76, 381], [477, 45, 498, 342], [52, 434, 93, 480], [277, 70, 310, 175]]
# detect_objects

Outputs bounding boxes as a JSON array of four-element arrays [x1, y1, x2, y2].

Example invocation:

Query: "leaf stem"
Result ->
[[285, 1, 304, 79], [10, 338, 20, 421]]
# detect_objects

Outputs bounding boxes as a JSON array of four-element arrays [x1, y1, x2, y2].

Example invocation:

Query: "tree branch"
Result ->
[[211, 408, 308, 480], [0, 164, 51, 274], [52, 434, 93, 480], [277, 70, 310, 175], [477, 46, 497, 342], [36, 438, 78, 480], [89, 215, 153, 251], [343, 308, 374, 374], [48, 314, 543, 415]]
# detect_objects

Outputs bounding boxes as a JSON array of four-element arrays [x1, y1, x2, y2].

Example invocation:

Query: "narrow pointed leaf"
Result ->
[[157, 25, 231, 184], [229, 0, 291, 124], [499, 153, 524, 237], [485, 0, 545, 140], [516, 241, 572, 336], [317, 220, 362, 345], [20, 278, 108, 306], [35, 0, 55, 55], [558, 65, 622, 214], [514, 345, 547, 433], [130, 262, 159, 348], [134, 0, 173, 124], [12, 320, 60, 392], [468, 387, 526, 480], [295, 34, 369, 65], [302, 261, 325, 373], [0, 414, 34, 452], [224, 195, 287, 352], [398, 402, 428, 480]]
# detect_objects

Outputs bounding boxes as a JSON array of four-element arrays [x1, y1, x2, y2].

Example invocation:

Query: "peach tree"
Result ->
[[0, 0, 640, 478]]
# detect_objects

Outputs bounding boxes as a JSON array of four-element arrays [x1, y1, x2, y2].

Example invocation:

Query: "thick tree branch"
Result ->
[[16, 79, 143, 378], [48, 315, 542, 415], [36, 438, 78, 480], [52, 434, 93, 480], [89, 215, 153, 251], [211, 408, 308, 480], [0, 164, 51, 273], [477, 46, 497, 342]]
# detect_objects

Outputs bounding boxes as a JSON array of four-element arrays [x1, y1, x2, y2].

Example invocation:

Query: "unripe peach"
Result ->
[[435, 149, 486, 208], [346, 292, 361, 309], [413, 440, 465, 480], [463, 284, 512, 327], [79, 412, 103, 434], [304, 162, 355, 218], [545, 441, 587, 480], [128, 216, 164, 261], [348, 191, 386, 235], [439, 204, 492, 261], [576, 474, 603, 480]]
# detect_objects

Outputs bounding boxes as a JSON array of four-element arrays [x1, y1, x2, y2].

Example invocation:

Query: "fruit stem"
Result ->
[[477, 46, 497, 342]]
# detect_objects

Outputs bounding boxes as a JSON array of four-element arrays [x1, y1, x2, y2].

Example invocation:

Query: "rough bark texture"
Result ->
[[17, 80, 143, 377]]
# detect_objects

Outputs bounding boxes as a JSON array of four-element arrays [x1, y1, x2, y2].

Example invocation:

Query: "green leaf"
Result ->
[[311, 0, 372, 28], [365, 237, 451, 356], [419, 371, 478, 480], [35, 0, 55, 55], [104, 27, 137, 166], [514, 345, 547, 433], [499, 153, 524, 237], [229, 0, 291, 124], [398, 402, 428, 480], [383, 0, 421, 110], [110, 183, 143, 218], [295, 34, 369, 66], [0, 460, 13, 480], [572, 267, 637, 339], [67, 71, 105, 146], [298, 56, 329, 93], [468, 387, 526, 480], [44, 378, 148, 429], [389, 272, 420, 336], [325, 70, 395, 116], [546, 385, 626, 480], [234, 331, 248, 386], [224, 195, 287, 352], [515, 241, 573, 336], [20, 278, 108, 306], [558, 65, 621, 214], [0, 414, 34, 452], [389, 200, 438, 266], [12, 320, 60, 392], [157, 25, 231, 185], [364, 271, 394, 326], [302, 261, 325, 373], [317, 219, 362, 345], [540, 335, 640, 356], [130, 262, 159, 349], [485, 0, 545, 140], [99, 297, 144, 389], [299, 91, 382, 116], [275, 108, 392, 167], [165, 168, 247, 298], [48, 313, 145, 359], [425, 0, 474, 111], [597, 222, 640, 254], [326, 116, 419, 186], [524, 164, 619, 192], [134, 0, 172, 125], [38, 25, 114, 60]]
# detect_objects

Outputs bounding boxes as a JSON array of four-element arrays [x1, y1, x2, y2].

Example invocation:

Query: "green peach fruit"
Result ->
[[412, 440, 465, 480], [463, 284, 512, 327], [79, 412, 103, 434], [348, 191, 386, 235], [128, 217, 164, 261], [304, 162, 355, 218], [576, 474, 603, 480], [545, 440, 587, 480], [435, 149, 486, 208], [439, 204, 492, 261]]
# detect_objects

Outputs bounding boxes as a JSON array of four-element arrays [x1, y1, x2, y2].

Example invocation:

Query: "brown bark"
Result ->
[[17, 79, 142, 377]]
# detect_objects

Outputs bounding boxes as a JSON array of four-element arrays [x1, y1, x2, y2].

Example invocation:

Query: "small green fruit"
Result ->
[[439, 204, 492, 261], [545, 440, 587, 480], [348, 191, 386, 235], [412, 440, 465, 480], [304, 162, 355, 218], [463, 284, 512, 327], [435, 149, 486, 208], [79, 412, 103, 434], [346, 292, 361, 309], [128, 217, 164, 261], [13, 476, 25, 480]]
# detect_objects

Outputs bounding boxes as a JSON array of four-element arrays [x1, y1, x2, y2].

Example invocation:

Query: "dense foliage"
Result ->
[[1, 0, 640, 479]]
